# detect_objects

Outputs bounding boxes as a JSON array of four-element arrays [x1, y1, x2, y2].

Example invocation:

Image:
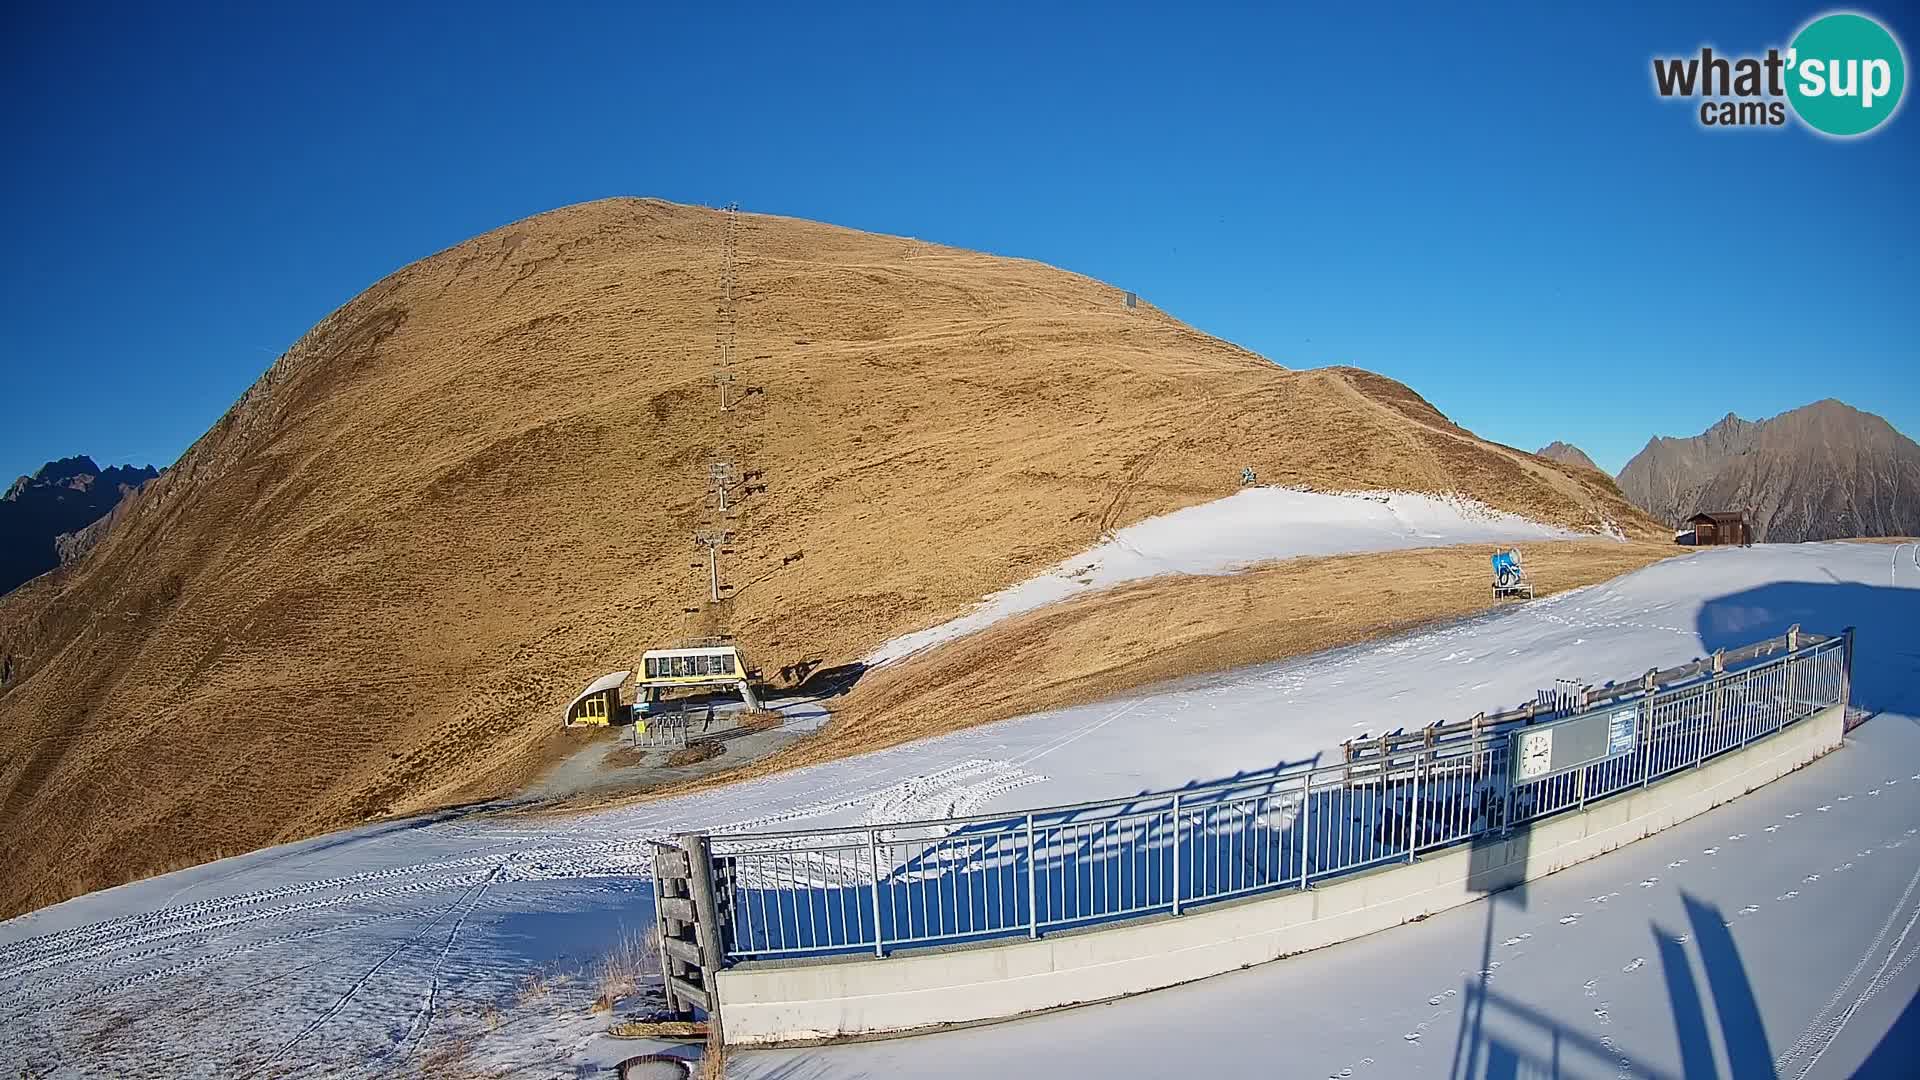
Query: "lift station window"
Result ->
[[644, 651, 737, 679]]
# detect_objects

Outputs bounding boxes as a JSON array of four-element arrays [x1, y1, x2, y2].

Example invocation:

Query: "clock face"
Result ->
[[1518, 729, 1554, 780]]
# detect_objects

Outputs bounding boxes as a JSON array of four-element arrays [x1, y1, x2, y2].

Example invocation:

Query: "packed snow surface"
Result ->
[[863, 487, 1584, 666], [2, 541, 1917, 1077], [734, 716, 1920, 1080]]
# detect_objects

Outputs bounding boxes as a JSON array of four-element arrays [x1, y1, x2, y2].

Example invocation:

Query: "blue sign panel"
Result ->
[[1606, 705, 1640, 757]]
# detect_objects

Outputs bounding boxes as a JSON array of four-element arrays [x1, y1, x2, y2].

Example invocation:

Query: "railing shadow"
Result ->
[[1698, 580, 1917, 716], [1449, 977, 1684, 1080], [1448, 877, 1784, 1076], [1447, 766, 1534, 1079]]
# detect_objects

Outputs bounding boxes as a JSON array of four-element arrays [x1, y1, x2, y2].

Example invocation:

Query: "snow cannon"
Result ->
[[1492, 547, 1534, 600]]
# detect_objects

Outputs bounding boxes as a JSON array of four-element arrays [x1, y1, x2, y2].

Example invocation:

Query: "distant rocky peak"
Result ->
[[33, 455, 102, 486], [1616, 398, 1920, 541], [1535, 441, 1602, 473], [1700, 413, 1756, 452], [1, 455, 160, 596]]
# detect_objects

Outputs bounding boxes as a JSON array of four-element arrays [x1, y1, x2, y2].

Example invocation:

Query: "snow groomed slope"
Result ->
[[1, 541, 1916, 1076], [731, 713, 1920, 1080]]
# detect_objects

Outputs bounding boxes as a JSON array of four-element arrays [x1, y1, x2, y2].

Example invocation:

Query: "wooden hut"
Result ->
[[1686, 511, 1753, 547]]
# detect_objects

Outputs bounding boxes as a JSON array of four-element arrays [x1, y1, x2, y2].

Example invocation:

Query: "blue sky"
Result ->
[[2, 1, 1914, 481]]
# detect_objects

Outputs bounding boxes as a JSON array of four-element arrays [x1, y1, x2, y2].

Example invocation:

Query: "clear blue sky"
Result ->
[[2, 2, 1914, 481]]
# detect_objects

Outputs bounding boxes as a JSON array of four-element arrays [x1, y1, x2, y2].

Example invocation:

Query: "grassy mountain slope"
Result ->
[[0, 198, 1659, 916]]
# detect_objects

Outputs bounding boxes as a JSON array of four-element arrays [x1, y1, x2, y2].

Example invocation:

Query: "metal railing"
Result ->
[[690, 630, 1851, 961]]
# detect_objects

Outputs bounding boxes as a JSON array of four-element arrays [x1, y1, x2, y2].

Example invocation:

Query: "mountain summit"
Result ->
[[1535, 441, 1602, 474], [1616, 400, 1920, 541]]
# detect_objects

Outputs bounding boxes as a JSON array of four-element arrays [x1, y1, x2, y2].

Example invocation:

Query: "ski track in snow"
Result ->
[[4, 539, 1919, 1077]]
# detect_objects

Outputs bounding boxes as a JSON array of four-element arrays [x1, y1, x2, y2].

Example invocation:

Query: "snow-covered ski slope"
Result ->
[[864, 487, 1583, 666], [3, 541, 1917, 1077], [732, 714, 1920, 1080]]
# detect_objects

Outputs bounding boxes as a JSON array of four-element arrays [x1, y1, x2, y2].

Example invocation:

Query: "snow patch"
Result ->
[[865, 487, 1585, 667]]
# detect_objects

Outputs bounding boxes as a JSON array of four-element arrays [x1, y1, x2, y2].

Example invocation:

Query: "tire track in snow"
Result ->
[[1775, 858, 1920, 1074], [0, 871, 492, 1000], [359, 865, 501, 1074], [240, 866, 501, 1079]]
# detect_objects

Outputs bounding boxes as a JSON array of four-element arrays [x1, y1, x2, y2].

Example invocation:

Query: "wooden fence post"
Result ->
[[681, 833, 727, 1048]]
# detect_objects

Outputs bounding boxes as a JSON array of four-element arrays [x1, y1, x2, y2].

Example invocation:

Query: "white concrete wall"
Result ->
[[716, 703, 1846, 1045]]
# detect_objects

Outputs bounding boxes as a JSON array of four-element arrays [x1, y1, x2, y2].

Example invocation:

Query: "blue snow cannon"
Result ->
[[1491, 547, 1532, 599]]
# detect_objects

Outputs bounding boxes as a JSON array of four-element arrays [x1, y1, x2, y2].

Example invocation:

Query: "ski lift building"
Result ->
[[636, 644, 762, 711]]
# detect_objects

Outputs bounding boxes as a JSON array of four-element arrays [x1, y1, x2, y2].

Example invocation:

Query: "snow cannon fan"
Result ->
[[1492, 547, 1533, 600]]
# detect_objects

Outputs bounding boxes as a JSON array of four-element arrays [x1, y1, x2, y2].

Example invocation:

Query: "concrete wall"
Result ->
[[716, 703, 1845, 1045]]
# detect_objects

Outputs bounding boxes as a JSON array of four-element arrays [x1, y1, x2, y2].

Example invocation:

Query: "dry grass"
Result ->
[[513, 969, 556, 1009], [663, 743, 724, 769], [609, 1019, 706, 1039], [409, 1038, 510, 1080], [737, 710, 784, 733], [592, 925, 660, 1012], [603, 743, 656, 767], [0, 197, 1662, 917]]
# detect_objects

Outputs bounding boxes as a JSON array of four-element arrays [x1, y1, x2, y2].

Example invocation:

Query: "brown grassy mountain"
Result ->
[[0, 198, 1659, 917], [0, 456, 158, 596], [1535, 441, 1602, 474], [1616, 400, 1920, 541]]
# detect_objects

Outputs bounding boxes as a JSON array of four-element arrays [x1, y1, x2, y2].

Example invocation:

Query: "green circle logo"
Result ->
[[1787, 12, 1906, 136]]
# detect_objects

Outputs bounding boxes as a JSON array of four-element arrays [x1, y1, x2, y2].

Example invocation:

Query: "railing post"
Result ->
[[1025, 813, 1039, 939], [1842, 626, 1856, 710], [1296, 772, 1312, 889], [1407, 754, 1422, 864], [1576, 764, 1588, 810], [1503, 773, 1516, 836], [1739, 664, 1757, 746], [1640, 713, 1654, 789], [1784, 652, 1798, 721], [1171, 793, 1184, 916], [1639, 672, 1657, 788], [1698, 677, 1713, 769], [1499, 724, 1515, 835], [867, 828, 885, 957]]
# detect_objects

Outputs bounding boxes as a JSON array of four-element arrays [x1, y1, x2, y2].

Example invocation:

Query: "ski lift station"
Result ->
[[637, 644, 761, 711], [562, 644, 763, 728]]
